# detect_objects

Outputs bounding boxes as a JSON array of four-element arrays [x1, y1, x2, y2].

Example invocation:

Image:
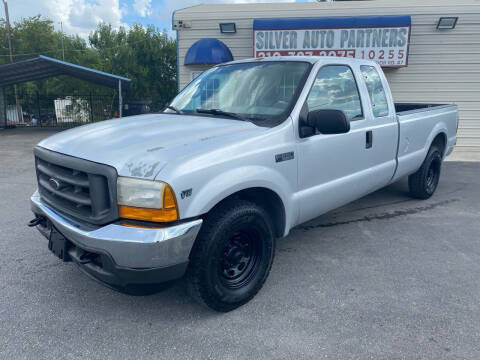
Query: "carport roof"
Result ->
[[0, 55, 131, 88]]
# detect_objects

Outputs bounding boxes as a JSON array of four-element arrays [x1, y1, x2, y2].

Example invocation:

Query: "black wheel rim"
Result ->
[[425, 157, 440, 193], [219, 228, 263, 289]]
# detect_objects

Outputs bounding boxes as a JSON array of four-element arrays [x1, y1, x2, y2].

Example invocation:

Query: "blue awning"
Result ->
[[253, 15, 411, 30], [184, 38, 233, 65]]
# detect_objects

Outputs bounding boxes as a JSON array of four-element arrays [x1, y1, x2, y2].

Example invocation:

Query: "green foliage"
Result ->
[[0, 16, 177, 111], [89, 23, 177, 111]]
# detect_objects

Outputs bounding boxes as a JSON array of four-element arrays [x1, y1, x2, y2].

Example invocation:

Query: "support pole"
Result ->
[[89, 92, 94, 123], [3, 0, 22, 124], [118, 80, 123, 118], [36, 91, 41, 127], [0, 87, 6, 128]]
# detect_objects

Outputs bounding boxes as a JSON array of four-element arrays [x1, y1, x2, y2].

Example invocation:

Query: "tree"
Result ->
[[0, 16, 178, 112], [89, 23, 177, 110]]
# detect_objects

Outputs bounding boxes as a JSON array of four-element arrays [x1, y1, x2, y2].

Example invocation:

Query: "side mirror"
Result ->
[[307, 109, 350, 135]]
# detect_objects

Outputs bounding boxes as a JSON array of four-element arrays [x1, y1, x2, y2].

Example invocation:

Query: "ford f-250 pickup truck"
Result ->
[[29, 56, 458, 312]]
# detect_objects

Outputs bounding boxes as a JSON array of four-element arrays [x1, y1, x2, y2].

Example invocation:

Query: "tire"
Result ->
[[186, 199, 276, 312], [408, 145, 443, 199]]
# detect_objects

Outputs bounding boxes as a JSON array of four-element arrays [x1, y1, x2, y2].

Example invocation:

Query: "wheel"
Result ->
[[186, 200, 275, 312], [408, 145, 443, 199]]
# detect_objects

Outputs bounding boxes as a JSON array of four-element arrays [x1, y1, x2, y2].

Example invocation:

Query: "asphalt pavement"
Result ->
[[1, 128, 479, 360]]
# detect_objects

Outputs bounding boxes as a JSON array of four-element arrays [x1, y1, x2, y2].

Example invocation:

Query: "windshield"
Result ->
[[166, 61, 311, 124]]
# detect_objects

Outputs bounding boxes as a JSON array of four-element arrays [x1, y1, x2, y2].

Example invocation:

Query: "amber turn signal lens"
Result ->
[[163, 184, 177, 210], [119, 205, 178, 222]]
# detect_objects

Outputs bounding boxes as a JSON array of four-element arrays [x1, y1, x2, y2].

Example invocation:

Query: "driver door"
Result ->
[[297, 64, 382, 224]]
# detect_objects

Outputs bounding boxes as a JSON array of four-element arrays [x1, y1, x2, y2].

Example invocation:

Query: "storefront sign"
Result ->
[[253, 15, 411, 67]]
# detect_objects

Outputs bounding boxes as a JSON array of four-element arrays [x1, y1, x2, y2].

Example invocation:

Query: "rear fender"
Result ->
[[393, 121, 448, 182]]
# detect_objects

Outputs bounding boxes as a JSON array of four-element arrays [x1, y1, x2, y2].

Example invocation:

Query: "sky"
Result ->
[[2, 0, 312, 39]]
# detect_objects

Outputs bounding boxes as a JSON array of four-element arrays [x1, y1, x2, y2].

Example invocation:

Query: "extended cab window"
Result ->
[[360, 66, 389, 117], [306, 65, 363, 121]]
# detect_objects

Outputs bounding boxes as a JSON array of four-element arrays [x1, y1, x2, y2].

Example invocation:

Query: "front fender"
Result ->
[[182, 165, 296, 236]]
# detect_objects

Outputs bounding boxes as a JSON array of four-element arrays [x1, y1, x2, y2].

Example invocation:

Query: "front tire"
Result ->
[[408, 145, 443, 199], [186, 200, 275, 312]]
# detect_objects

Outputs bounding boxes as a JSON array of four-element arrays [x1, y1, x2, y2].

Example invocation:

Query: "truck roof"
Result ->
[[226, 56, 379, 67]]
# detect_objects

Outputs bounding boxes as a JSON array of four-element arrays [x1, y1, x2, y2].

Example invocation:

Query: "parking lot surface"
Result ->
[[1, 128, 479, 360]]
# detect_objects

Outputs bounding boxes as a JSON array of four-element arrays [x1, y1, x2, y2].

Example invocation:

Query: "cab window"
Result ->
[[360, 65, 389, 117], [306, 65, 363, 121]]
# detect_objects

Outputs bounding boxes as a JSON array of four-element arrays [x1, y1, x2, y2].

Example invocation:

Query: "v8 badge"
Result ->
[[181, 188, 192, 199]]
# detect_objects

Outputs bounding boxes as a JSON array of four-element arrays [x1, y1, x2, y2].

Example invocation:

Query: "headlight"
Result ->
[[117, 177, 178, 222]]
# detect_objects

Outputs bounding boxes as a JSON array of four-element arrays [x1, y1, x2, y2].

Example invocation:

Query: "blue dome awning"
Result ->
[[184, 38, 233, 65]]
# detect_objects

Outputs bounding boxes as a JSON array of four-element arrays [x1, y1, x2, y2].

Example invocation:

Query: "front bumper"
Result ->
[[30, 190, 202, 287]]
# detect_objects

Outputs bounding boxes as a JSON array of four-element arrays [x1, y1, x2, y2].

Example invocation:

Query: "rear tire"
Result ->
[[186, 200, 275, 312], [408, 145, 442, 199]]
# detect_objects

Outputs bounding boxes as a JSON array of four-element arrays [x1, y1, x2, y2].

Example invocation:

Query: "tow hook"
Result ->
[[28, 216, 46, 227]]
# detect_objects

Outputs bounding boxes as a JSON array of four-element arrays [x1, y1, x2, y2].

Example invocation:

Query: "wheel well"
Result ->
[[207, 187, 286, 238], [431, 132, 447, 156]]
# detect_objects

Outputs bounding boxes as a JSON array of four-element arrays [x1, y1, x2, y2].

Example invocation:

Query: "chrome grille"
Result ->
[[34, 147, 118, 225]]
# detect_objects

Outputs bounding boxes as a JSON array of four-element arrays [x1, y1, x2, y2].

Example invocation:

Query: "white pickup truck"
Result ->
[[30, 56, 458, 312]]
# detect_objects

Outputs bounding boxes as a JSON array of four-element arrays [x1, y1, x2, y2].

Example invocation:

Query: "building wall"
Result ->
[[174, 0, 480, 160]]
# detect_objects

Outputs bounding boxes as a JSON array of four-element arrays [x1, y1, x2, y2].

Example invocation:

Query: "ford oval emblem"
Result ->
[[49, 177, 61, 190]]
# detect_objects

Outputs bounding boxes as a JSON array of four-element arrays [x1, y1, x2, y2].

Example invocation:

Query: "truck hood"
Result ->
[[37, 114, 267, 179]]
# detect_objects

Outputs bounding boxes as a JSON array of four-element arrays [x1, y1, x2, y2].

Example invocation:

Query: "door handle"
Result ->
[[366, 130, 373, 149]]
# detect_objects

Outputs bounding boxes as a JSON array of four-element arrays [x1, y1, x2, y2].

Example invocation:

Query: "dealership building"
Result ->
[[173, 0, 480, 160]]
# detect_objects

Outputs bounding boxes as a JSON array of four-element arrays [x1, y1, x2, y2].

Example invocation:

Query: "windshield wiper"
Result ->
[[164, 105, 182, 114], [196, 108, 247, 121]]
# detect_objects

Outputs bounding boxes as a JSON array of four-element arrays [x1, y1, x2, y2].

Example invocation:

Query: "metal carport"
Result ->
[[0, 55, 131, 127]]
